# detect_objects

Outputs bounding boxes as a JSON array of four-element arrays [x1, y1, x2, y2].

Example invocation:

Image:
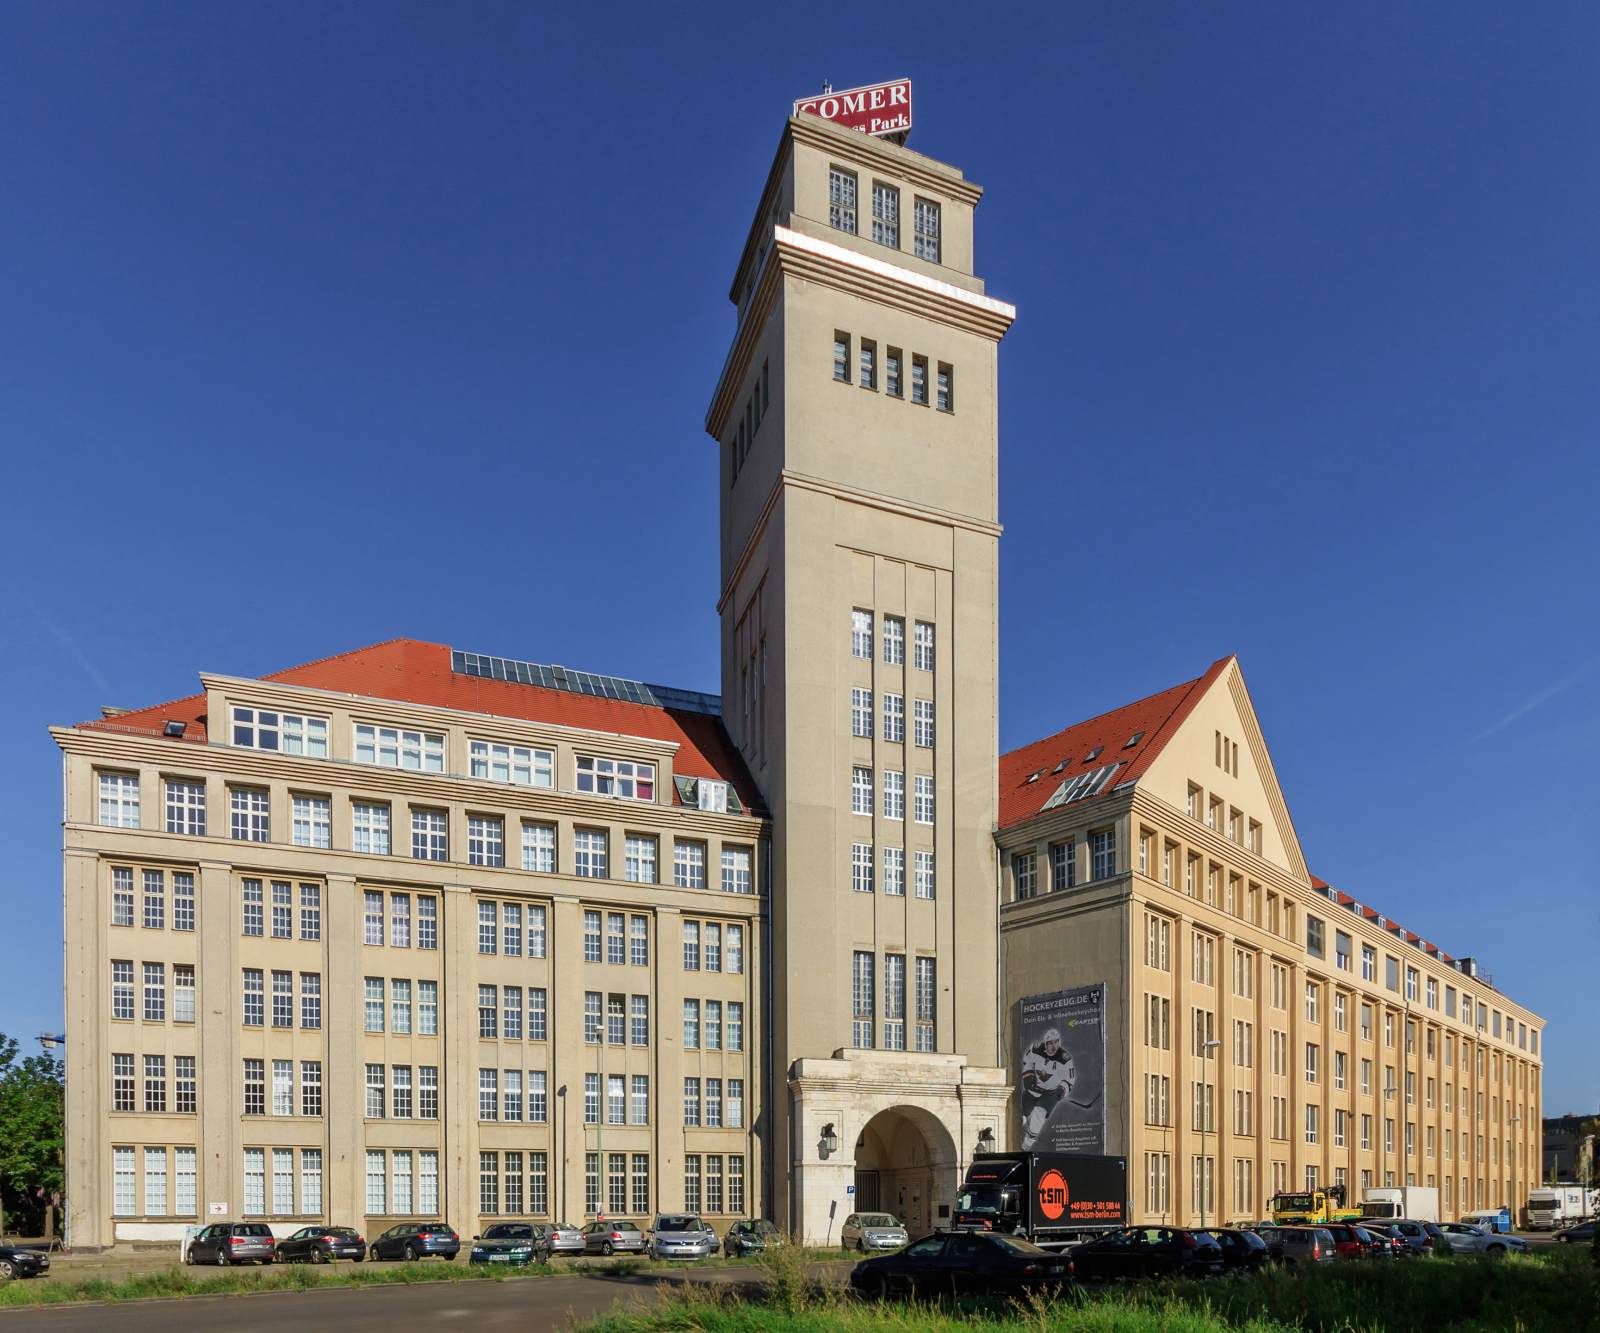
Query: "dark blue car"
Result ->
[[368, 1221, 460, 1260]]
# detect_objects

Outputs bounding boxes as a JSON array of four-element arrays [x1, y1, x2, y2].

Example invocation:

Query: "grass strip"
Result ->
[[579, 1245, 1600, 1333]]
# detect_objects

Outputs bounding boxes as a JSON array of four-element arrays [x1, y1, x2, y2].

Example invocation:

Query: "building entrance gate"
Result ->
[[853, 1105, 957, 1238]]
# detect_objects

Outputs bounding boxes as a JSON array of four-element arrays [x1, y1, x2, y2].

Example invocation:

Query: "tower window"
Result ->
[[859, 340, 877, 390], [937, 363, 954, 412], [886, 348, 903, 397], [911, 356, 929, 405], [833, 333, 850, 382], [913, 198, 941, 262], [829, 167, 858, 234], [872, 182, 900, 247]]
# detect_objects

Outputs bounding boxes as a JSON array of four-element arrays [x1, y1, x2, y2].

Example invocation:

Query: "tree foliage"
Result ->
[[0, 1032, 64, 1234]]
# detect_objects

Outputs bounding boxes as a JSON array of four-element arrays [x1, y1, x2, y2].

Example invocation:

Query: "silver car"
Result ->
[[649, 1214, 719, 1260], [1435, 1222, 1526, 1257], [546, 1222, 586, 1255], [840, 1212, 908, 1253], [582, 1219, 647, 1255]]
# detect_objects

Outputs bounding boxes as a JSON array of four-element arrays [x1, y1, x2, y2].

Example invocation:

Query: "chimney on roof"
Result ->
[[100, 706, 130, 718]]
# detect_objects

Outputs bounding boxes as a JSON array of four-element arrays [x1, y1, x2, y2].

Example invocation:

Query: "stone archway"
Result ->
[[852, 1105, 961, 1239]]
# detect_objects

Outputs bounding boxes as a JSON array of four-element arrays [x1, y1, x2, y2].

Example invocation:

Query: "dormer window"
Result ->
[[232, 706, 328, 758], [577, 755, 655, 802]]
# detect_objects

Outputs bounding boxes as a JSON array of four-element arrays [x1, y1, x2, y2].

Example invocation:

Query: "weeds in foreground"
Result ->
[[579, 1247, 1600, 1333]]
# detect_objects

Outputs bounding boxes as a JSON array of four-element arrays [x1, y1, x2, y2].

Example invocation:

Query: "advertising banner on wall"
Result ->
[[1018, 984, 1106, 1153]]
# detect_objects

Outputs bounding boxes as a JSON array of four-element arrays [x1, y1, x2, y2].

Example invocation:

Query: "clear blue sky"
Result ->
[[2, 2, 1595, 1116]]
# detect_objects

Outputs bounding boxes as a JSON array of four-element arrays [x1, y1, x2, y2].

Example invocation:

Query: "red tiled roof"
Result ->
[[998, 657, 1233, 830], [76, 638, 762, 814]]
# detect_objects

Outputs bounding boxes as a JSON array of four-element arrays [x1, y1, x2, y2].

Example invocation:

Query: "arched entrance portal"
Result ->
[[852, 1106, 960, 1239]]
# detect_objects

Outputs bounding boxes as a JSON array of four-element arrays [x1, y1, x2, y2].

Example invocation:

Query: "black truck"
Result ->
[[952, 1152, 1127, 1249]]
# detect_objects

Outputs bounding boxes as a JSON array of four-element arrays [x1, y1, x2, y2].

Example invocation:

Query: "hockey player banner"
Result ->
[[1018, 984, 1106, 1153]]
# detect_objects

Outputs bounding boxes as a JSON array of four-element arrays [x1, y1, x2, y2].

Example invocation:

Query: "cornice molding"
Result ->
[[52, 728, 767, 836], [717, 469, 1001, 614], [708, 226, 1016, 434]]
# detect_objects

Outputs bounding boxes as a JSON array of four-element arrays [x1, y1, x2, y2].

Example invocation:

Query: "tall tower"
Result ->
[[706, 105, 1016, 1239]]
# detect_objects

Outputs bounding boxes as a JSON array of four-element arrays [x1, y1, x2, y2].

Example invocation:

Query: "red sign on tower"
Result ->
[[793, 78, 912, 139]]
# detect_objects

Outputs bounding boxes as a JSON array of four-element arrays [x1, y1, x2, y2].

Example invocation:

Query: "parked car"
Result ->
[[275, 1226, 366, 1263], [545, 1222, 586, 1255], [1321, 1224, 1383, 1261], [1557, 1221, 1597, 1245], [1363, 1222, 1412, 1258], [1211, 1227, 1272, 1273], [648, 1214, 719, 1261], [1068, 1226, 1224, 1281], [1350, 1225, 1397, 1259], [470, 1222, 550, 1266], [840, 1212, 909, 1252], [1434, 1221, 1526, 1257], [851, 1229, 1071, 1299], [724, 1218, 783, 1257], [185, 1222, 277, 1266], [0, 1243, 50, 1279], [582, 1220, 646, 1255], [1385, 1219, 1447, 1256], [368, 1222, 460, 1261], [1257, 1226, 1337, 1265]]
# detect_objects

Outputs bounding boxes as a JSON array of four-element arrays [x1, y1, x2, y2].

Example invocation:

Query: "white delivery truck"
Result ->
[[1526, 1185, 1594, 1231], [1360, 1185, 1440, 1223]]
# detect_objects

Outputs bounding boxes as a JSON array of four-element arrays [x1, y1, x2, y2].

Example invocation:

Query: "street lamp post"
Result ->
[[36, 1034, 65, 1249], [1201, 1038, 1222, 1231]]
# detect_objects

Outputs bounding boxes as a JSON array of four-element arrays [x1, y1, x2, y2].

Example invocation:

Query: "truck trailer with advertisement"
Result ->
[[1526, 1186, 1597, 1230], [1359, 1185, 1440, 1223], [952, 1152, 1127, 1249]]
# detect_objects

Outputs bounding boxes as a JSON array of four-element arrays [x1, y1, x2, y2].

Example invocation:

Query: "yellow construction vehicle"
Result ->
[[1269, 1184, 1362, 1226]]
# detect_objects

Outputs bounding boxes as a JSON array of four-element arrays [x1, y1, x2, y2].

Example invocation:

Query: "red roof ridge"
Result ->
[[997, 656, 1236, 830], [70, 637, 761, 813], [259, 637, 444, 683]]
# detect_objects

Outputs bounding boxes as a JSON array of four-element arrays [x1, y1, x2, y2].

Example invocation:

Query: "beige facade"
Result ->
[[53, 664, 767, 1248], [56, 109, 1547, 1251], [707, 114, 1015, 1241], [998, 657, 1544, 1226]]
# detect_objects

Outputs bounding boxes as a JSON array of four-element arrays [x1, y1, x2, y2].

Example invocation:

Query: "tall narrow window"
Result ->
[[936, 363, 954, 412], [886, 347, 903, 397], [859, 338, 877, 389], [833, 332, 850, 382], [884, 953, 906, 1051], [913, 198, 941, 261], [910, 355, 928, 404], [871, 181, 900, 246], [852, 951, 875, 1048], [828, 167, 857, 233], [915, 956, 936, 1052]]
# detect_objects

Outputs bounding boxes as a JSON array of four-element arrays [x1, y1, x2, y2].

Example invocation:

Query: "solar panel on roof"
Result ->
[[451, 649, 722, 716]]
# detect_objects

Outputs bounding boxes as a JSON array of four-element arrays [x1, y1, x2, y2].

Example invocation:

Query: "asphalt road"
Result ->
[[0, 1265, 784, 1332]]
